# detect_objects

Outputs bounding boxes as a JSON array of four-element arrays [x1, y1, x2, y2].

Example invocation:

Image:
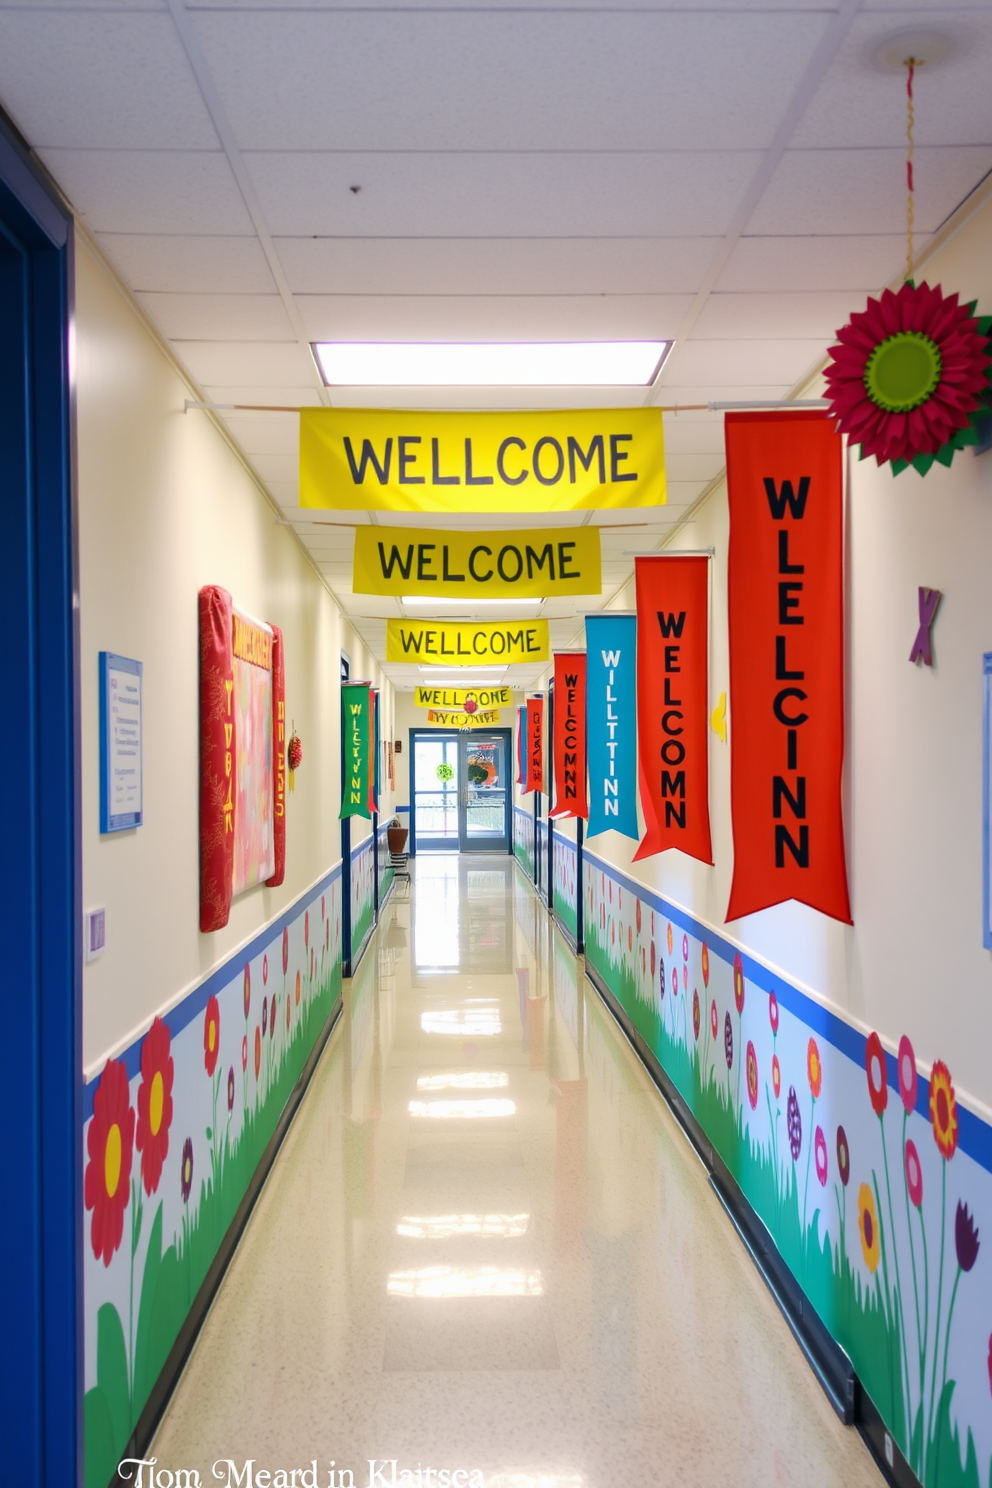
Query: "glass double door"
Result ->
[[412, 730, 509, 853]]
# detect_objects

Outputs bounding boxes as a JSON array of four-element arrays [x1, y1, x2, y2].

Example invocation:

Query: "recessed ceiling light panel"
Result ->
[[312, 340, 671, 388]]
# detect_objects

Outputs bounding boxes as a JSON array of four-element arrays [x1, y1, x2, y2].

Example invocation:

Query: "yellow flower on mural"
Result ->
[[858, 1183, 880, 1274]]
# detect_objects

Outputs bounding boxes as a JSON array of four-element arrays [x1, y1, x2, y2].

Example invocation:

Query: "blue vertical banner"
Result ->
[[586, 613, 638, 840], [516, 703, 528, 787]]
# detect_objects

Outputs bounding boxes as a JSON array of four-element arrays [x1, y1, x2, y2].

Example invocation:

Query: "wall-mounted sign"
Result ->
[[415, 685, 511, 710], [354, 524, 601, 598], [300, 408, 666, 513], [386, 618, 549, 665], [99, 652, 143, 833], [725, 411, 851, 924], [586, 614, 638, 840], [634, 556, 712, 864]]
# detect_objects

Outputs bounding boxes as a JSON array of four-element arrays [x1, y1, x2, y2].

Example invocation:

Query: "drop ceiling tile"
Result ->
[[653, 379, 797, 403], [792, 12, 992, 150], [137, 293, 294, 341], [298, 294, 692, 342], [0, 11, 216, 149], [196, 9, 826, 153], [747, 146, 992, 236], [200, 385, 323, 407], [275, 236, 722, 297], [247, 454, 299, 487], [220, 412, 299, 457], [38, 150, 253, 234], [692, 292, 859, 341], [718, 235, 904, 292], [175, 341, 317, 386], [244, 151, 762, 239], [99, 234, 274, 293], [664, 453, 727, 481]]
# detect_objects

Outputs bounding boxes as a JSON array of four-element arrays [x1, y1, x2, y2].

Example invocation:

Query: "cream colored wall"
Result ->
[[574, 195, 992, 1117], [77, 237, 392, 1075]]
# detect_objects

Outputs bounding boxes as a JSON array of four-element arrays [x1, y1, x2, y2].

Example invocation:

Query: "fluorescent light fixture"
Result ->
[[313, 340, 670, 387], [387, 1266, 544, 1298], [408, 1098, 516, 1119], [402, 597, 540, 607], [397, 1214, 529, 1240], [417, 1072, 509, 1091]]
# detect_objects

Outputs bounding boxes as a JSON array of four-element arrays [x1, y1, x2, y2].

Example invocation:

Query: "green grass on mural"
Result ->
[[583, 917, 985, 1488], [553, 882, 577, 939], [83, 962, 341, 1488]]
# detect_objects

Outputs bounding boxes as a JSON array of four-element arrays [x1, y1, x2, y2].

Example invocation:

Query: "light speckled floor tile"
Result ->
[[150, 855, 881, 1488]]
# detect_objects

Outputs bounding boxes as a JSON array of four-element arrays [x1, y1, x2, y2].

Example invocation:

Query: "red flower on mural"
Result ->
[[85, 1058, 135, 1267], [898, 1034, 918, 1114], [701, 942, 710, 987], [262, 953, 268, 986], [135, 1016, 174, 1197], [693, 990, 700, 1041], [636, 899, 642, 934], [243, 963, 251, 1019], [671, 965, 678, 999], [769, 991, 779, 1035], [295, 971, 301, 1007], [710, 999, 718, 1040], [865, 1031, 888, 1117], [650, 941, 656, 979], [746, 1040, 758, 1110], [242, 1035, 248, 1073], [254, 1026, 262, 1080], [733, 953, 745, 1015], [203, 995, 220, 1077], [905, 1138, 923, 1208], [282, 926, 289, 976], [837, 1125, 850, 1187], [930, 1060, 959, 1161], [807, 1038, 822, 1102]]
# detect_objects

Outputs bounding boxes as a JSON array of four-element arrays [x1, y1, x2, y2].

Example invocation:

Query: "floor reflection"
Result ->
[[152, 852, 882, 1488]]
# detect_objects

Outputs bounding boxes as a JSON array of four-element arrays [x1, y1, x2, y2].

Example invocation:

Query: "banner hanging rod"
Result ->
[[185, 398, 829, 415]]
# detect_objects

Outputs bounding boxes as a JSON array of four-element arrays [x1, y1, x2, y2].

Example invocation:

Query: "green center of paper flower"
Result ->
[[864, 331, 942, 412]]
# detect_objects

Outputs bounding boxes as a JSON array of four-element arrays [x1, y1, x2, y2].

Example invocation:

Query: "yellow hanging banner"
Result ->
[[426, 708, 502, 728], [354, 523, 600, 598], [300, 408, 665, 513], [386, 619, 549, 666], [415, 685, 512, 709]]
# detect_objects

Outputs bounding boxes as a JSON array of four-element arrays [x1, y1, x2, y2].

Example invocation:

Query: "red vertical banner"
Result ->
[[549, 652, 588, 820], [528, 696, 545, 793], [725, 411, 851, 923], [266, 624, 286, 888], [634, 557, 712, 863], [199, 585, 236, 931]]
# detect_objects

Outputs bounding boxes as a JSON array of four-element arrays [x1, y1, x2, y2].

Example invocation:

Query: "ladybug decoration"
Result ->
[[287, 722, 303, 792]]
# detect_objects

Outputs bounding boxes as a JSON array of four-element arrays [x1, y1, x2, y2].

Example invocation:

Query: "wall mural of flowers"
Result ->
[[551, 831, 579, 941], [82, 871, 343, 1488], [582, 850, 992, 1488], [513, 803, 535, 880]]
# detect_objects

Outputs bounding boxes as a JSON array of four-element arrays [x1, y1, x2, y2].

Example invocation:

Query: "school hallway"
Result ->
[[149, 855, 878, 1488]]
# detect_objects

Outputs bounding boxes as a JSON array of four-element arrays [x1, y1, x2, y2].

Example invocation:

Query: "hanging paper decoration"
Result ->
[[634, 556, 712, 864], [909, 586, 941, 666], [585, 614, 638, 841], [824, 281, 992, 475], [287, 723, 302, 792], [548, 652, 588, 821], [725, 412, 851, 924], [341, 683, 372, 819], [199, 587, 284, 932]]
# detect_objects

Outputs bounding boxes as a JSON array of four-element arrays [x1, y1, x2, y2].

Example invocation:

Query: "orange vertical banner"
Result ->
[[549, 652, 588, 820], [725, 411, 851, 923], [266, 624, 286, 888], [199, 585, 236, 931], [634, 556, 712, 864], [527, 696, 545, 793]]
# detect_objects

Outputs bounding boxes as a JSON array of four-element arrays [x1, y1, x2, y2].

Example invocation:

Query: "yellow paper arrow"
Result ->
[[710, 692, 727, 743]]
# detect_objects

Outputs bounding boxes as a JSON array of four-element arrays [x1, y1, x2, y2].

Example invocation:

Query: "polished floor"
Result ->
[[152, 855, 880, 1488]]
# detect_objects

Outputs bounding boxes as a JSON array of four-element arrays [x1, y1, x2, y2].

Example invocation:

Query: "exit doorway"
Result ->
[[410, 728, 511, 854]]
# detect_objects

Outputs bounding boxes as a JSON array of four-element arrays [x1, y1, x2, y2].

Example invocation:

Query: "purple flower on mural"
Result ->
[[262, 996, 268, 1036], [814, 1126, 828, 1187], [769, 990, 779, 1035], [693, 989, 700, 1041], [682, 932, 689, 962], [659, 957, 666, 1000], [724, 1011, 733, 1070], [955, 1202, 981, 1273], [181, 1137, 194, 1203], [227, 1065, 235, 1113], [836, 1126, 850, 1188], [787, 1086, 802, 1161], [671, 965, 678, 999]]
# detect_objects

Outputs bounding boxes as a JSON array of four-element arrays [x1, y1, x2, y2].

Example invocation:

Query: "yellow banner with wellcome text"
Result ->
[[415, 686, 512, 709], [426, 708, 502, 728], [386, 619, 549, 666], [300, 408, 665, 513], [354, 524, 600, 598]]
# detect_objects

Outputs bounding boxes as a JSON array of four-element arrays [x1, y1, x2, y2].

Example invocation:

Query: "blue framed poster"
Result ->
[[99, 652, 143, 832], [984, 653, 992, 949]]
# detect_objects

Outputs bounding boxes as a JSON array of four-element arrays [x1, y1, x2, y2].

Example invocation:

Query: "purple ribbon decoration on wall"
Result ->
[[909, 586, 942, 667]]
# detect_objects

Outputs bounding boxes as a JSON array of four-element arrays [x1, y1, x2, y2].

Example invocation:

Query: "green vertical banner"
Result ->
[[341, 683, 372, 818]]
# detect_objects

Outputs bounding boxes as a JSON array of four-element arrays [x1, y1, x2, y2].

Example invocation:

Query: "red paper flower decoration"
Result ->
[[825, 281, 992, 475]]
